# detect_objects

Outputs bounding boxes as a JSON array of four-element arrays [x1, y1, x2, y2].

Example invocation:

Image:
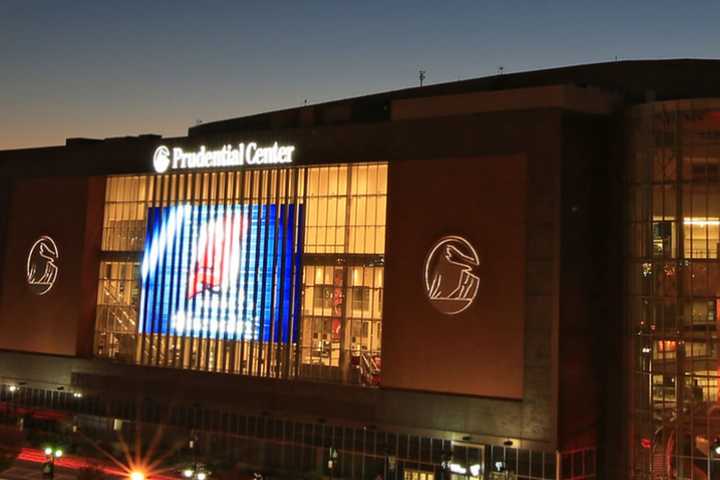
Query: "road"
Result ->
[[0, 458, 124, 479]]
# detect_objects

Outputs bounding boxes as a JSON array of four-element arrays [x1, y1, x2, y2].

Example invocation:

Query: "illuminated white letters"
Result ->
[[153, 142, 295, 173]]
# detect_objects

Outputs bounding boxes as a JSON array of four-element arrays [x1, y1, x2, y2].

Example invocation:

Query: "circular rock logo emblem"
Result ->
[[424, 235, 480, 315], [26, 236, 59, 295], [153, 145, 171, 174]]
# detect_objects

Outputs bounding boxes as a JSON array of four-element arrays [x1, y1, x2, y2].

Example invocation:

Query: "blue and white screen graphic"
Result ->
[[139, 204, 303, 342]]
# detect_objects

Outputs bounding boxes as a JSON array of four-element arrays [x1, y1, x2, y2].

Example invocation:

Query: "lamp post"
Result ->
[[182, 464, 210, 480], [381, 444, 396, 480], [6, 385, 18, 427], [42, 446, 63, 479], [327, 446, 338, 480], [181, 429, 210, 480], [440, 450, 453, 480]]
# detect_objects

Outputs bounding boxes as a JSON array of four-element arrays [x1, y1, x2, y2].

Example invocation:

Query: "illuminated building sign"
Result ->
[[26, 235, 60, 296], [153, 143, 295, 173], [424, 235, 480, 315], [139, 203, 304, 341]]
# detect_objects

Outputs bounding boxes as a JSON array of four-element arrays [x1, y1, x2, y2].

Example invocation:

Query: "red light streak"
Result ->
[[17, 447, 178, 479]]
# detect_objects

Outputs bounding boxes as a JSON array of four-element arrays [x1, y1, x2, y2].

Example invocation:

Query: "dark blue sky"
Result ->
[[2, 0, 718, 149]]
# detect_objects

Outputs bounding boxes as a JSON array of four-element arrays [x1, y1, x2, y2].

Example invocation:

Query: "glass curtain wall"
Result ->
[[94, 163, 387, 385], [627, 100, 720, 480]]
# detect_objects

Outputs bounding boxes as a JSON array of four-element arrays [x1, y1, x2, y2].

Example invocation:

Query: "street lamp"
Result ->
[[182, 464, 210, 479], [182, 429, 210, 479], [326, 445, 338, 480], [381, 445, 396, 480], [440, 450, 453, 480], [44, 447, 63, 458], [42, 447, 63, 479], [6, 385, 18, 425], [129, 471, 146, 480]]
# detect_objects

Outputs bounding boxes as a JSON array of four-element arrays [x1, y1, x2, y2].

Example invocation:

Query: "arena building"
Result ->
[[2, 59, 720, 480]]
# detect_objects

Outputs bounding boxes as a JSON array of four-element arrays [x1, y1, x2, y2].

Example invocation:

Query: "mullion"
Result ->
[[218, 171, 235, 373], [152, 175, 170, 367], [295, 167, 309, 378], [175, 173, 191, 369], [276, 168, 292, 378], [239, 169, 256, 375], [137, 176, 155, 366], [248, 170, 265, 376], [234, 169, 248, 374], [164, 174, 181, 369], [284, 168, 301, 379], [256, 170, 273, 377], [188, 173, 203, 370], [267, 169, 282, 376], [139, 175, 160, 366], [204, 172, 223, 372], [213, 172, 227, 371]]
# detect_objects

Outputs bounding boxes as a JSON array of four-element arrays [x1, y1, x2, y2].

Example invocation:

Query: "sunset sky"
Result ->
[[2, 0, 719, 150]]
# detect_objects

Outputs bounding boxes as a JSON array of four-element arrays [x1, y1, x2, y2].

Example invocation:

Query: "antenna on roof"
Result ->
[[195, 119, 203, 126], [419, 70, 426, 87], [497, 66, 505, 75]]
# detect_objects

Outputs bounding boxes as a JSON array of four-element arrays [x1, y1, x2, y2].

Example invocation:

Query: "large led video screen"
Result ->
[[139, 204, 303, 342]]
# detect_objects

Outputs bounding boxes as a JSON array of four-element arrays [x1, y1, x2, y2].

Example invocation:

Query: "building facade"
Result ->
[[2, 59, 720, 480]]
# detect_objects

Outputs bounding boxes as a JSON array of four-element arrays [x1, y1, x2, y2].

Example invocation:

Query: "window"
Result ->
[[313, 285, 335, 310], [628, 106, 720, 480], [652, 221, 673, 257], [683, 217, 720, 258], [351, 287, 371, 312], [94, 163, 388, 386]]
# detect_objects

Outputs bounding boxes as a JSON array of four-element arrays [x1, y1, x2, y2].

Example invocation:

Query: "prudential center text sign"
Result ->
[[153, 142, 295, 174]]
